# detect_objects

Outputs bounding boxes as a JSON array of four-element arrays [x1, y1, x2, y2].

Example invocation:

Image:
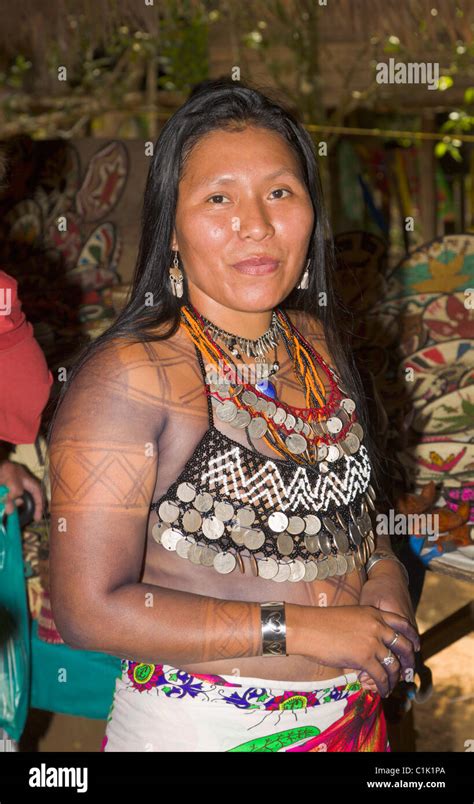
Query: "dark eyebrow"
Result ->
[[194, 167, 303, 189]]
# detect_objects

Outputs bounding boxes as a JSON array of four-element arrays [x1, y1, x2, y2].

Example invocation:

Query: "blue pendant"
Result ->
[[255, 379, 277, 398]]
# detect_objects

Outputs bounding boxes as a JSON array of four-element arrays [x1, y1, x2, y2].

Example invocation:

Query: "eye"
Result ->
[[270, 188, 292, 199], [207, 194, 229, 204]]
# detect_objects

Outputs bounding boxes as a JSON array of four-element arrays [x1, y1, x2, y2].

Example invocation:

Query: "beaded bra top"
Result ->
[[149, 337, 377, 584]]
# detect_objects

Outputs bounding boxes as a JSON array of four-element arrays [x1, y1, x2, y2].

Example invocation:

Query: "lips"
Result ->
[[232, 255, 280, 275]]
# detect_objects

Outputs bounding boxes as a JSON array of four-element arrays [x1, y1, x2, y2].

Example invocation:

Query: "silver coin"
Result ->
[[257, 557, 279, 579], [243, 527, 266, 550], [214, 501, 235, 522], [265, 401, 276, 418], [335, 510, 347, 530], [242, 390, 258, 406], [288, 559, 306, 582], [182, 509, 202, 533], [287, 515, 305, 535], [294, 417, 304, 433], [367, 530, 376, 551], [319, 461, 329, 473], [361, 510, 372, 531], [248, 416, 268, 439], [317, 558, 329, 580], [351, 422, 364, 440], [285, 413, 296, 430], [317, 443, 328, 460], [229, 526, 246, 546], [349, 506, 357, 524], [161, 528, 183, 551], [200, 545, 219, 566], [286, 433, 307, 454], [255, 398, 268, 412], [366, 493, 376, 511], [302, 422, 312, 437], [272, 560, 291, 582], [158, 500, 180, 523], [346, 553, 356, 573], [214, 551, 237, 574], [188, 542, 204, 563], [336, 554, 348, 575], [235, 506, 255, 527], [151, 522, 168, 544], [354, 549, 363, 570], [268, 511, 289, 533], [273, 407, 287, 425], [216, 400, 238, 422], [345, 432, 360, 454], [361, 498, 367, 515], [304, 559, 319, 581], [341, 398, 356, 415], [356, 515, 369, 538], [318, 532, 333, 556], [304, 533, 320, 553], [368, 483, 376, 501], [322, 516, 338, 537], [202, 516, 225, 540], [304, 514, 322, 535], [193, 492, 214, 512], [339, 438, 352, 456], [326, 444, 341, 462], [334, 528, 349, 553], [326, 555, 338, 576], [233, 409, 252, 428], [176, 536, 195, 558], [349, 520, 363, 546], [311, 420, 325, 436], [326, 416, 343, 434], [277, 531, 294, 555], [176, 482, 196, 503]]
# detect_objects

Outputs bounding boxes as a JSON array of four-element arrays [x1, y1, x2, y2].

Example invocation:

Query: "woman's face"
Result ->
[[171, 125, 314, 317]]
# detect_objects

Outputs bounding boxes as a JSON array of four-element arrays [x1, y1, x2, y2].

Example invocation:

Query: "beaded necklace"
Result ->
[[179, 303, 355, 466]]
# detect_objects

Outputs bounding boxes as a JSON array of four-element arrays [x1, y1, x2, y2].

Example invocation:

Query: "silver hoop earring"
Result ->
[[297, 258, 310, 290], [169, 250, 184, 298]]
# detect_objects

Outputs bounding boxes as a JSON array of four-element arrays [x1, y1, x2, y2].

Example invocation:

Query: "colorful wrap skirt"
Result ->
[[100, 660, 392, 752]]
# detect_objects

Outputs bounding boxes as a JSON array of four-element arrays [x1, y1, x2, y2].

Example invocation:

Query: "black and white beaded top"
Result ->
[[150, 343, 377, 583]]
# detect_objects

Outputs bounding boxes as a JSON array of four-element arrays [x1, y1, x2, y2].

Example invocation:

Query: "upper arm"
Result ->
[[48, 337, 166, 646]]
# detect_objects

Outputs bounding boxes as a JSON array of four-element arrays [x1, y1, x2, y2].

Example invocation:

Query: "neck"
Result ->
[[186, 296, 275, 340]]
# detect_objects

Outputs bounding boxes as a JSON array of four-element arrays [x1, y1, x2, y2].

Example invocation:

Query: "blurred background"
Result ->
[[0, 0, 472, 753]]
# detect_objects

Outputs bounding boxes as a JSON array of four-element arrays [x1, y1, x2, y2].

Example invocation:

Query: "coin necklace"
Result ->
[[179, 304, 357, 465]]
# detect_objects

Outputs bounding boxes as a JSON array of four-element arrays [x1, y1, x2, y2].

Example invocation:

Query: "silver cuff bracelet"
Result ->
[[261, 601, 287, 656], [365, 551, 410, 586]]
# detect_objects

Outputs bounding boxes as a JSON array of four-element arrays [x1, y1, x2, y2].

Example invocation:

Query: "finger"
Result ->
[[378, 610, 421, 651], [376, 646, 400, 694], [365, 658, 390, 698], [382, 628, 415, 677]]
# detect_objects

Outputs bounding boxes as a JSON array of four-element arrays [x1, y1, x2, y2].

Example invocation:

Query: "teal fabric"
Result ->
[[30, 618, 122, 720], [0, 485, 31, 742]]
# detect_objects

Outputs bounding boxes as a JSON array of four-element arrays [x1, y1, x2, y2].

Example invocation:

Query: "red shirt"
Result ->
[[0, 270, 53, 444]]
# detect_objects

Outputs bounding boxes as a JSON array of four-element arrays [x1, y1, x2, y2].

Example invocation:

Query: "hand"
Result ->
[[344, 563, 421, 693], [0, 460, 44, 521], [307, 604, 419, 698]]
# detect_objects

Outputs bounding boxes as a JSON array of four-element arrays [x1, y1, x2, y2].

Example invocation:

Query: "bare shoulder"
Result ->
[[284, 308, 337, 368]]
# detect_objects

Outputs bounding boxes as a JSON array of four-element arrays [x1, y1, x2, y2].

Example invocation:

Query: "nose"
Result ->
[[235, 196, 275, 239]]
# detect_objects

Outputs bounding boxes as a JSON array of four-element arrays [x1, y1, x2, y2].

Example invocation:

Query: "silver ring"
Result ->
[[381, 649, 395, 667], [388, 632, 400, 648]]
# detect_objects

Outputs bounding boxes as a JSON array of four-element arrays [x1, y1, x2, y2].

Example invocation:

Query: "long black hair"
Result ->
[[46, 77, 391, 502]]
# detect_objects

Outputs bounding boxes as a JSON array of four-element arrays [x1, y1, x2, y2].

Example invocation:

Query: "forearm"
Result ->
[[62, 581, 306, 665]]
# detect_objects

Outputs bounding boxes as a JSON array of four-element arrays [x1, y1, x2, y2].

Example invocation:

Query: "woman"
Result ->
[[47, 79, 419, 753]]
